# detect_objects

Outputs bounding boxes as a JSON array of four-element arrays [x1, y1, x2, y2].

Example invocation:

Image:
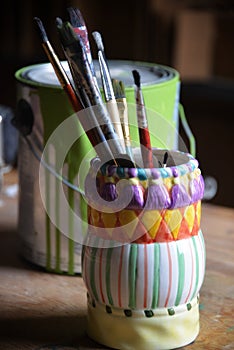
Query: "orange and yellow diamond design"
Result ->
[[88, 201, 201, 243]]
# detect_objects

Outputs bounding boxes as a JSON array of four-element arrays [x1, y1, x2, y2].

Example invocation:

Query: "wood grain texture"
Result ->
[[0, 170, 234, 349]]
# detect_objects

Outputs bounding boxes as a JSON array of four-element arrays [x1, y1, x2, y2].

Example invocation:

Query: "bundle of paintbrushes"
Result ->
[[34, 7, 164, 169]]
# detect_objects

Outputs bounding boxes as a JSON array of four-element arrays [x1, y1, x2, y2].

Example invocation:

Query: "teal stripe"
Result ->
[[90, 247, 99, 301], [175, 246, 185, 306], [151, 243, 160, 309], [191, 236, 199, 299], [128, 244, 138, 309], [106, 248, 114, 305]]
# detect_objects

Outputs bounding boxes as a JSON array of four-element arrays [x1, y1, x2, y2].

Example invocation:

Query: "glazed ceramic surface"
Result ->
[[82, 150, 205, 350]]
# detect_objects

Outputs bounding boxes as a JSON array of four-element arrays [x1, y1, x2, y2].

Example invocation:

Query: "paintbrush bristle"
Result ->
[[119, 81, 126, 97], [56, 17, 63, 29], [34, 17, 48, 43], [112, 79, 121, 99], [163, 151, 168, 166], [67, 7, 85, 27], [112, 79, 125, 99], [56, 20, 78, 47], [132, 69, 141, 88], [92, 31, 104, 52]]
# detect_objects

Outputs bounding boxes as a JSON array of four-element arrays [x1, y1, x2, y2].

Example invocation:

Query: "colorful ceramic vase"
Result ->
[[82, 149, 205, 350]]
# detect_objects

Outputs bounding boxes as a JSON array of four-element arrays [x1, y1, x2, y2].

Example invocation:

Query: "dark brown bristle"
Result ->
[[163, 151, 168, 166], [34, 17, 48, 43], [67, 7, 85, 28], [132, 69, 141, 88]]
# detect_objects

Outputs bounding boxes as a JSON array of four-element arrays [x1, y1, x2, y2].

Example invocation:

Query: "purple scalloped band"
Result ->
[[85, 150, 204, 211], [85, 172, 204, 210]]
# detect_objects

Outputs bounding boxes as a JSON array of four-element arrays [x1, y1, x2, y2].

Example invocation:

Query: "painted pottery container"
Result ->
[[82, 149, 205, 350], [15, 61, 182, 275]]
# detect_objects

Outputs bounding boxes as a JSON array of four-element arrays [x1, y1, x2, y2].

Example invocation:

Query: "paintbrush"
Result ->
[[67, 7, 97, 87], [56, 20, 125, 159], [158, 151, 169, 168], [163, 151, 168, 167], [57, 20, 101, 107], [112, 79, 134, 162], [55, 17, 91, 108], [34, 16, 116, 163], [34, 17, 83, 112], [132, 69, 153, 168], [92, 31, 124, 148], [92, 31, 114, 102]]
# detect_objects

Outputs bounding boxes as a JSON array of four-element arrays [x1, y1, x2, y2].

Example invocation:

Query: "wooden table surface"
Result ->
[[0, 169, 234, 350]]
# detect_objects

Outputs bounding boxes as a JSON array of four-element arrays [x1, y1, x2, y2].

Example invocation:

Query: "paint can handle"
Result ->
[[179, 103, 196, 157]]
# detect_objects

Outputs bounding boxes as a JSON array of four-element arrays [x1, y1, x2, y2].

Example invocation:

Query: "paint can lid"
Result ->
[[16, 60, 178, 89]]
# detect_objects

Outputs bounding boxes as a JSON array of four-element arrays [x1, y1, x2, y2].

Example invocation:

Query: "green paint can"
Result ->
[[15, 60, 191, 275]]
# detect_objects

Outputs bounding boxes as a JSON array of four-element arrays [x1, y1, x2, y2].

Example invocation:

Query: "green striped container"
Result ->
[[82, 231, 205, 310], [82, 150, 205, 349]]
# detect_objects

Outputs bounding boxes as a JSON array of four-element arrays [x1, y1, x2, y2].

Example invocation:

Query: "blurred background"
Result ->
[[0, 0, 234, 207]]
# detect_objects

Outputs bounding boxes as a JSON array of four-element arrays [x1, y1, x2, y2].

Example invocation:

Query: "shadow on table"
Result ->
[[0, 314, 108, 349]]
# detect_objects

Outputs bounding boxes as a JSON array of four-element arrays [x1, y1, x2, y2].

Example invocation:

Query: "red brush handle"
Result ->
[[139, 127, 153, 168]]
